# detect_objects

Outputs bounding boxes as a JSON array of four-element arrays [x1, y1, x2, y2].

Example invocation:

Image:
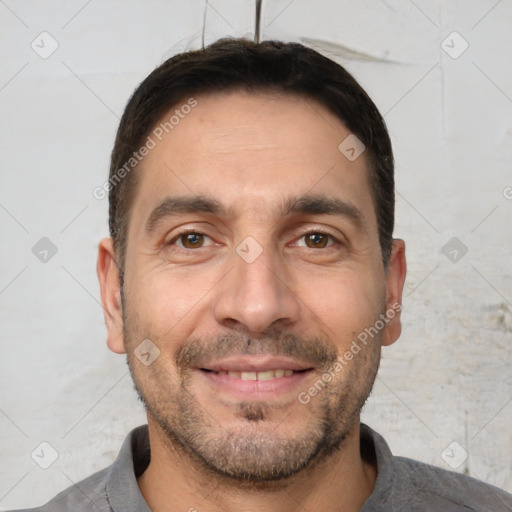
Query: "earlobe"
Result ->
[[96, 237, 126, 354], [382, 239, 407, 347]]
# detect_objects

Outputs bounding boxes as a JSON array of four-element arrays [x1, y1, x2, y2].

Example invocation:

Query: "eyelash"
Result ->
[[167, 228, 340, 250]]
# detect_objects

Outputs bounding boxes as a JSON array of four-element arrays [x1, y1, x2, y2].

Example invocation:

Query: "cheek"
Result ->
[[298, 269, 384, 342], [126, 265, 220, 335]]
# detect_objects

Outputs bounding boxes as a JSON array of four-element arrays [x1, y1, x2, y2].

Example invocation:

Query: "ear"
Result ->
[[381, 239, 407, 347], [97, 237, 125, 354]]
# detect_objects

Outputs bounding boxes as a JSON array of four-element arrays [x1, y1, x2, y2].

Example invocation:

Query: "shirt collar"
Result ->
[[106, 424, 152, 512], [360, 423, 395, 510], [104, 422, 395, 511]]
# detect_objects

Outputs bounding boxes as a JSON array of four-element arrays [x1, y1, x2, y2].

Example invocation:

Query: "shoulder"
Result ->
[[393, 455, 512, 511], [361, 424, 512, 512], [6, 466, 112, 512], [5, 425, 149, 512]]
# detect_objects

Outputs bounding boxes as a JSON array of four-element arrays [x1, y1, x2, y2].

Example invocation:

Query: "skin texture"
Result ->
[[97, 90, 407, 512]]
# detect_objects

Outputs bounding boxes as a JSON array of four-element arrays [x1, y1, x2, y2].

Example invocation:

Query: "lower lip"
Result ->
[[198, 369, 312, 398]]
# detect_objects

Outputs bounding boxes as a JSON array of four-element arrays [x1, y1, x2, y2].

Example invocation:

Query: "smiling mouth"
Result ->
[[200, 368, 311, 381]]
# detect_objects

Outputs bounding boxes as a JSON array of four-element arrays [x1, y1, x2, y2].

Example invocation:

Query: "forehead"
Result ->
[[130, 90, 376, 229]]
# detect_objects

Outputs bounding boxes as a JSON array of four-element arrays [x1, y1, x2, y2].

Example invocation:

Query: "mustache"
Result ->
[[174, 330, 339, 372]]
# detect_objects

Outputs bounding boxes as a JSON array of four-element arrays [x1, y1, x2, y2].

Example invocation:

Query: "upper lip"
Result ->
[[199, 355, 313, 373]]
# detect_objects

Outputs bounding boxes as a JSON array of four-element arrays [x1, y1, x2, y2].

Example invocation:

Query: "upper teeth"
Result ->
[[217, 369, 294, 380]]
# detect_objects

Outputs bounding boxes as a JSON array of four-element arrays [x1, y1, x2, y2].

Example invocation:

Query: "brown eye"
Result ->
[[177, 232, 206, 249], [303, 232, 332, 249]]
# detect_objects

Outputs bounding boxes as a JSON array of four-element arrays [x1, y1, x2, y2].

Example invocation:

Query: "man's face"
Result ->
[[102, 90, 405, 482]]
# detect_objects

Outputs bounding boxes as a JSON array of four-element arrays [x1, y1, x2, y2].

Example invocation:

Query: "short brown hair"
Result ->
[[108, 38, 394, 279]]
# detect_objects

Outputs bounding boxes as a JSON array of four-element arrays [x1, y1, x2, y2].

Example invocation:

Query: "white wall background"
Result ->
[[1, 0, 511, 508]]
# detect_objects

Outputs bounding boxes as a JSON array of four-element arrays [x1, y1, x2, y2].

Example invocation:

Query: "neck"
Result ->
[[137, 416, 377, 512]]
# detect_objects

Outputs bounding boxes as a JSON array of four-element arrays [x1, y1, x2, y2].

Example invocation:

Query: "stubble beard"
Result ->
[[123, 309, 382, 485]]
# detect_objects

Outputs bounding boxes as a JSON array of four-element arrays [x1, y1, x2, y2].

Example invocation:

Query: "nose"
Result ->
[[211, 243, 301, 335]]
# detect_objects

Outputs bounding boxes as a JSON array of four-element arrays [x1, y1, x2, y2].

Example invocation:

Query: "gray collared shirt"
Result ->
[[9, 423, 512, 512]]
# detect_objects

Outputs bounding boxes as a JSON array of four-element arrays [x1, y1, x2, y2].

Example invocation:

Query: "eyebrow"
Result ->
[[145, 196, 225, 233], [145, 193, 365, 233], [281, 194, 365, 228]]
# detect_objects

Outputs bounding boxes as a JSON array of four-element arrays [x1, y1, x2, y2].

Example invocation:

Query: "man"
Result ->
[[11, 38, 512, 512]]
